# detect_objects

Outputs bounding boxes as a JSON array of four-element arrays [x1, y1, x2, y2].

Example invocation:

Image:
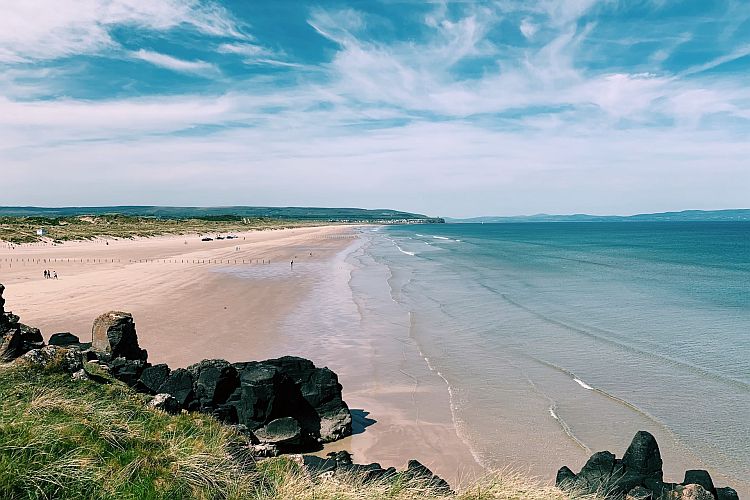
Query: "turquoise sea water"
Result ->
[[372, 222, 749, 489]]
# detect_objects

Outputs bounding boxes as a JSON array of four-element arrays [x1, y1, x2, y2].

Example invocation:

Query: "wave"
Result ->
[[433, 236, 451, 240], [573, 377, 594, 390]]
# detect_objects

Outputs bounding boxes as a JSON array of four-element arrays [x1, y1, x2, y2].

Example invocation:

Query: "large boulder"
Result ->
[[48, 332, 83, 348], [622, 431, 663, 479], [0, 285, 45, 360], [91, 311, 147, 361], [16, 345, 82, 372], [263, 356, 352, 442], [683, 470, 716, 498], [716, 487, 740, 500], [187, 359, 239, 415]]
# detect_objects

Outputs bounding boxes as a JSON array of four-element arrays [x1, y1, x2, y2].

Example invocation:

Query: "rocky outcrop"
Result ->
[[0, 285, 44, 360], [0, 284, 352, 451], [300, 452, 452, 494], [91, 311, 147, 362], [556, 431, 740, 500]]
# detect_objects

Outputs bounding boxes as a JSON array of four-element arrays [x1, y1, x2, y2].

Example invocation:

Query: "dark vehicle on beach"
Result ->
[[201, 237, 213, 241], [215, 236, 225, 240]]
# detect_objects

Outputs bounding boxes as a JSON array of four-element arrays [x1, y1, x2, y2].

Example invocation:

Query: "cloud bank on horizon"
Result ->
[[1, 0, 749, 217]]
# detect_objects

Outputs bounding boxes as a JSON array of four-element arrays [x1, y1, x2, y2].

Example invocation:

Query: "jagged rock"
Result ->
[[683, 470, 716, 498], [0, 288, 45, 359], [137, 364, 171, 394], [16, 346, 82, 372], [230, 362, 296, 430], [716, 486, 740, 500], [556, 466, 577, 488], [622, 431, 663, 479], [263, 356, 352, 442], [187, 359, 239, 413], [403, 459, 453, 494], [49, 332, 82, 347], [626, 485, 653, 500], [147, 393, 181, 415], [91, 311, 147, 361], [254, 417, 303, 446], [156, 368, 195, 408], [72, 368, 90, 381], [108, 357, 147, 386], [557, 432, 739, 500]]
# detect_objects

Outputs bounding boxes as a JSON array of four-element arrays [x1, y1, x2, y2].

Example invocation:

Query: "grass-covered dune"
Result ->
[[0, 361, 596, 500]]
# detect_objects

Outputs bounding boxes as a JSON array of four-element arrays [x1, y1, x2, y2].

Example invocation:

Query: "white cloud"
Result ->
[[0, 0, 244, 63], [130, 49, 217, 75], [520, 18, 538, 39]]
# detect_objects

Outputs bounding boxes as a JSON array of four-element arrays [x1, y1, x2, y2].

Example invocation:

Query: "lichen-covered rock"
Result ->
[[16, 345, 82, 372], [669, 484, 715, 500], [147, 393, 181, 415], [91, 311, 147, 361]]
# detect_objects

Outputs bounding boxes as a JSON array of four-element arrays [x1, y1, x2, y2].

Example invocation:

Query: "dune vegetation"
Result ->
[[0, 361, 599, 500]]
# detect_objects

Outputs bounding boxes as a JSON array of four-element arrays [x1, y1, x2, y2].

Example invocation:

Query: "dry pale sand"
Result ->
[[0, 226, 354, 365], [0, 225, 483, 486]]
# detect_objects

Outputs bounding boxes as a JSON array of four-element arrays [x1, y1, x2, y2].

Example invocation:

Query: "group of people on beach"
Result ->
[[43, 270, 58, 280]]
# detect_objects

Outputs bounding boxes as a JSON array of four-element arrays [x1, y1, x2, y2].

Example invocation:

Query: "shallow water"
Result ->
[[268, 222, 749, 493], [375, 222, 749, 492]]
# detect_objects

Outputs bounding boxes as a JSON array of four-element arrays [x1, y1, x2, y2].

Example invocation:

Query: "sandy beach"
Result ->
[[0, 225, 483, 486]]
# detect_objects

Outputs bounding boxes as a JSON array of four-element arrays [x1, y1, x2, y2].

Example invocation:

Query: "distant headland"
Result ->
[[446, 209, 750, 223]]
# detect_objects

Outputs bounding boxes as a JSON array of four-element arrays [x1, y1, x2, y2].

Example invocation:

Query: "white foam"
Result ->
[[573, 377, 594, 390], [549, 406, 559, 420], [433, 236, 451, 240], [396, 245, 415, 256]]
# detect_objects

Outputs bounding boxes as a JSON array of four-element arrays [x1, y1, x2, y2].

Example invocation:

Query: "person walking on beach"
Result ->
[[290, 260, 294, 270], [43, 270, 48, 279], [53, 271, 58, 280]]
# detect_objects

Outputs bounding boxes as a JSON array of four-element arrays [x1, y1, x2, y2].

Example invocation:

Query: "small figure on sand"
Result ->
[[290, 260, 294, 270], [43, 270, 48, 279], [53, 271, 58, 280]]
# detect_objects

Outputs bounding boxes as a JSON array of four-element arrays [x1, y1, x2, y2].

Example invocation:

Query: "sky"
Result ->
[[1, 0, 749, 217]]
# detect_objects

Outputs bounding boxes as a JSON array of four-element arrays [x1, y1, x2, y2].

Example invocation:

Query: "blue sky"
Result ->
[[1, 0, 749, 217]]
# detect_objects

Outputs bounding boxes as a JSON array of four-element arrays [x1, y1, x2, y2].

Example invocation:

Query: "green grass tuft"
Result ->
[[0, 363, 602, 499]]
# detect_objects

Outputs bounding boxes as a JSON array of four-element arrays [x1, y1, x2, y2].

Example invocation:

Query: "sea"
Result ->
[[278, 222, 749, 492]]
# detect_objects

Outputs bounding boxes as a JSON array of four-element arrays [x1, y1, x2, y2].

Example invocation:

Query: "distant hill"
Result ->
[[0, 206, 443, 223], [446, 209, 750, 223]]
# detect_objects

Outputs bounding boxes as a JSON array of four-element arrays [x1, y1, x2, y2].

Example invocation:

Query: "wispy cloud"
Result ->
[[1, 0, 749, 215], [130, 49, 217, 75]]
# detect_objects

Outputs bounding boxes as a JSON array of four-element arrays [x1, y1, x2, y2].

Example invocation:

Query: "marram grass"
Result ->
[[0, 362, 602, 499]]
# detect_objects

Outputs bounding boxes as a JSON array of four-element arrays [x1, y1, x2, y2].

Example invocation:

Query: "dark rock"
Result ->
[[230, 362, 294, 430], [147, 393, 181, 415], [0, 328, 24, 361], [263, 356, 352, 442], [682, 470, 716, 498], [622, 431, 663, 479], [48, 332, 81, 347], [303, 455, 338, 475], [137, 364, 171, 395], [556, 466, 577, 488], [578, 451, 617, 487], [108, 357, 147, 386], [157, 368, 195, 408], [254, 417, 303, 447], [716, 487, 740, 500], [91, 311, 147, 361], [403, 459, 452, 494], [626, 485, 653, 500], [187, 359, 239, 413]]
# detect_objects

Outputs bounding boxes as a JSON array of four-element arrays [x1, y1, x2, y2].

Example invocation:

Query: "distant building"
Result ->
[[36, 228, 46, 236]]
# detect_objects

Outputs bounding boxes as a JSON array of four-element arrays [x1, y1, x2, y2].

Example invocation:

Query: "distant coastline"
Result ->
[[446, 209, 750, 223]]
